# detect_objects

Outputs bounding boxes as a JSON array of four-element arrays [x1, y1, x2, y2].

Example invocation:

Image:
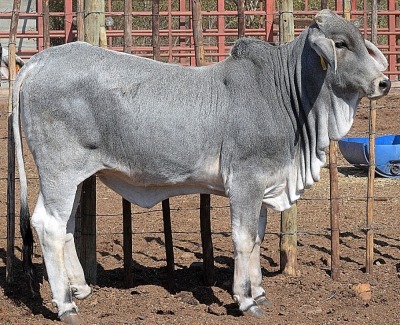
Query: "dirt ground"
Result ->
[[0, 87, 399, 325]]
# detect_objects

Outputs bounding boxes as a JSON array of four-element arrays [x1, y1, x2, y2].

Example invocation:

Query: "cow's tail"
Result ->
[[12, 67, 36, 292]]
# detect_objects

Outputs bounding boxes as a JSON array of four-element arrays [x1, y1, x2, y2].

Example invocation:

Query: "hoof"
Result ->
[[242, 305, 266, 317], [71, 284, 92, 300], [60, 312, 84, 325], [254, 295, 273, 307]]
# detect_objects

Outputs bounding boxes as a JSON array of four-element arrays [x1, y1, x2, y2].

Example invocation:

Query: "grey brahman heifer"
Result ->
[[13, 10, 390, 323]]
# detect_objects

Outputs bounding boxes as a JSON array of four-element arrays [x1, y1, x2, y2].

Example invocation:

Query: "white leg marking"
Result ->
[[64, 184, 91, 300], [227, 172, 267, 316], [231, 211, 260, 313], [250, 206, 269, 304], [64, 234, 92, 300], [232, 229, 256, 312], [32, 192, 78, 317]]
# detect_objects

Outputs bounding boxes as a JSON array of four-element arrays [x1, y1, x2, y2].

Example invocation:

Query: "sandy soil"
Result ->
[[0, 88, 399, 324]]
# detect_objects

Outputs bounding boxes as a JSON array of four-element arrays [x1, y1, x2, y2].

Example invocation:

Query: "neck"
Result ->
[[279, 31, 359, 204]]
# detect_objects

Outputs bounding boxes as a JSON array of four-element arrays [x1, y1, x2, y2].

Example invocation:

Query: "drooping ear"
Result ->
[[365, 39, 388, 71], [308, 27, 337, 73]]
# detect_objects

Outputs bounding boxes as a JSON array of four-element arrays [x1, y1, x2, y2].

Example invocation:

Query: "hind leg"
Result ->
[[64, 183, 91, 300], [32, 188, 80, 319]]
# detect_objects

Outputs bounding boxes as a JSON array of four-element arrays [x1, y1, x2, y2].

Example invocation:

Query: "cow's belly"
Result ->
[[97, 170, 225, 208]]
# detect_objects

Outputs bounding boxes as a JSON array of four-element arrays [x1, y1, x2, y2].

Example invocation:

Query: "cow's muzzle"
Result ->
[[368, 77, 391, 99], [379, 78, 391, 95]]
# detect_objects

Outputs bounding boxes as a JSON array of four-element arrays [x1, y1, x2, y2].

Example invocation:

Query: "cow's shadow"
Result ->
[[0, 245, 279, 320], [338, 166, 368, 177], [0, 248, 58, 321], [96, 241, 279, 317]]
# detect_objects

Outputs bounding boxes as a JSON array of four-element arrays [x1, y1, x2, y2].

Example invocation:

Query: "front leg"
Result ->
[[249, 205, 271, 306], [228, 175, 267, 316]]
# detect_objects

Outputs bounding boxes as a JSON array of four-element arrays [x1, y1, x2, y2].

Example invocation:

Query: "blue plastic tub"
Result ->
[[338, 135, 400, 178]]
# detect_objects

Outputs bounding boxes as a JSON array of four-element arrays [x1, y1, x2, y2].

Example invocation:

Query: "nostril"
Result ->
[[379, 79, 391, 91]]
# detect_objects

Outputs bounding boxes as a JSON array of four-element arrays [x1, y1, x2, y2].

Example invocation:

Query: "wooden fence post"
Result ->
[[99, 0, 107, 48], [280, 204, 297, 275], [366, 0, 378, 274], [6, 0, 22, 285], [124, 0, 133, 55], [327, 0, 342, 281], [191, 0, 215, 286], [162, 199, 175, 291], [43, 0, 50, 49], [76, 0, 107, 285], [77, 0, 85, 41], [279, 1, 294, 44], [122, 198, 133, 288], [120, 1, 134, 289], [329, 141, 340, 280], [150, 0, 176, 291], [77, 177, 97, 284], [397, 2, 400, 72], [199, 194, 214, 286], [192, 0, 205, 66], [237, 0, 245, 38], [152, 0, 161, 61], [84, 0, 101, 45], [279, 0, 297, 276], [343, 0, 351, 21]]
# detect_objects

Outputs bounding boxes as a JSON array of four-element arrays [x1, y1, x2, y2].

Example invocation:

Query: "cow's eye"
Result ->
[[335, 41, 347, 49]]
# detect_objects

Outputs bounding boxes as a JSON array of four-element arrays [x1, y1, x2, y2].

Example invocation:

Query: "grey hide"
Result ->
[[13, 9, 390, 323]]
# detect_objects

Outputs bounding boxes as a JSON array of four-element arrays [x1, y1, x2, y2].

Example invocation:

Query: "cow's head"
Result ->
[[308, 9, 390, 100]]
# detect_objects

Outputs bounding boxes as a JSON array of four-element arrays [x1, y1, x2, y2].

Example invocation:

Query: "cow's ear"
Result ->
[[308, 27, 337, 73], [314, 9, 334, 27], [365, 39, 388, 72]]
